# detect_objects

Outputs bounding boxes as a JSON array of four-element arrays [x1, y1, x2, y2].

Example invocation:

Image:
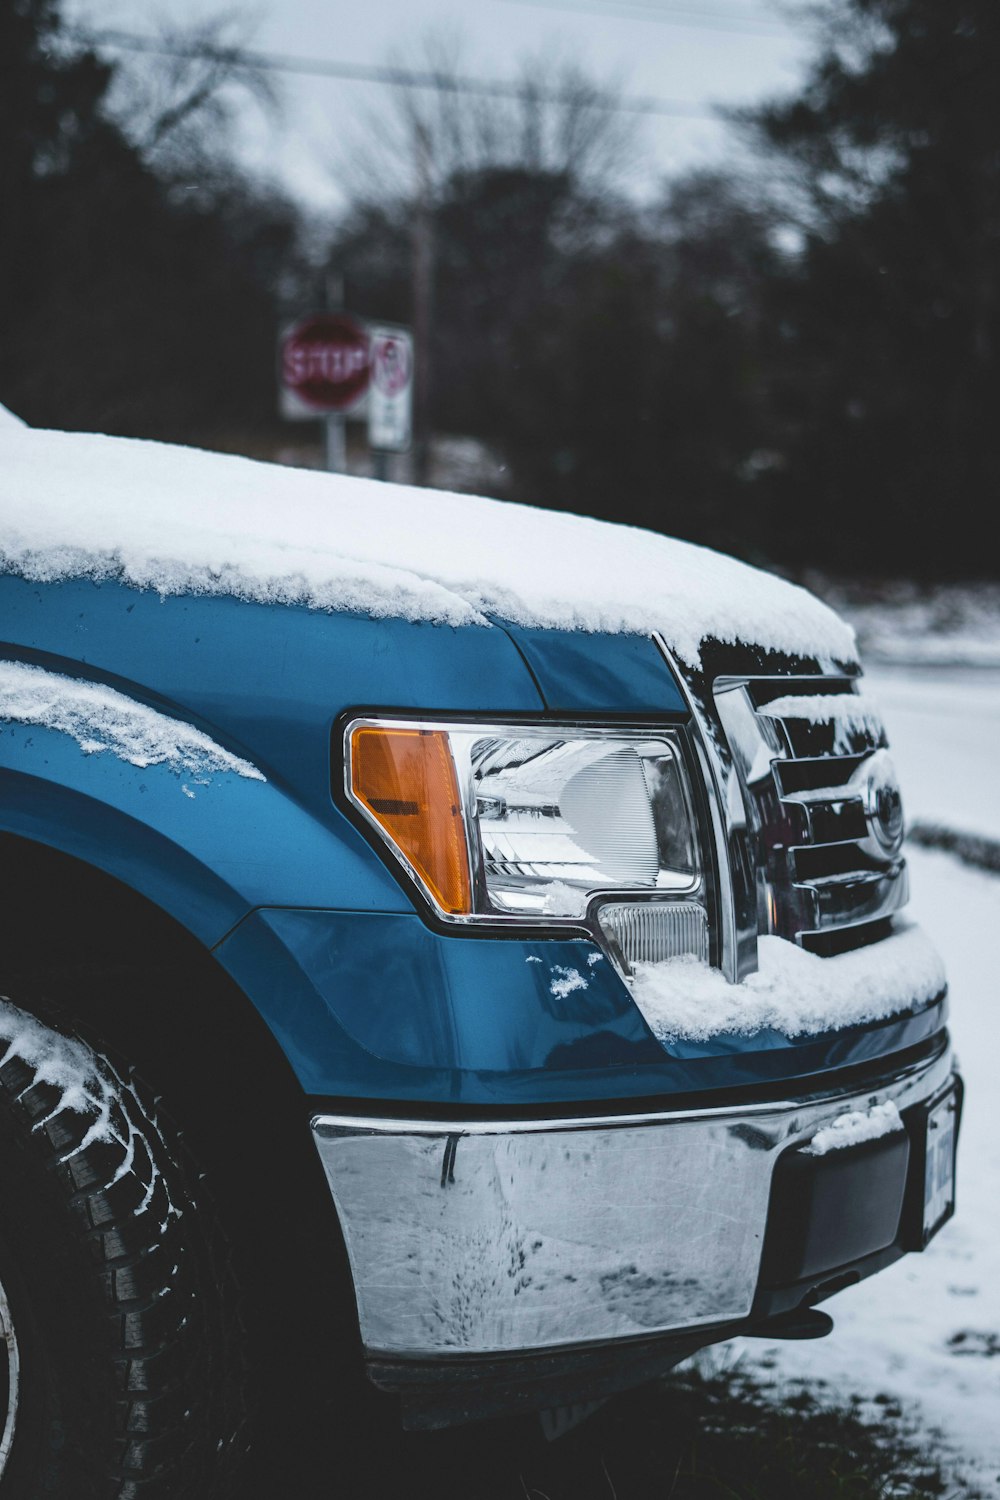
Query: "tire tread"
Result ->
[[0, 998, 249, 1497]]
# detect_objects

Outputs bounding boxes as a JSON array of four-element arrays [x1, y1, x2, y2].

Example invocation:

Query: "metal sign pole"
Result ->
[[324, 272, 347, 473], [325, 415, 347, 473]]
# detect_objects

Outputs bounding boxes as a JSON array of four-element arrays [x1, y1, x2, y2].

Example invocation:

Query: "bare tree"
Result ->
[[334, 30, 642, 481], [80, 10, 278, 181], [338, 29, 640, 208]]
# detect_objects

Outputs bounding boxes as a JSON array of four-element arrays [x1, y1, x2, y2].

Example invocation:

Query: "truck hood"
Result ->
[[0, 425, 856, 672]]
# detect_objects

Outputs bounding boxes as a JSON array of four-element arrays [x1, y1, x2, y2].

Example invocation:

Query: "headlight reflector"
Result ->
[[467, 733, 696, 915]]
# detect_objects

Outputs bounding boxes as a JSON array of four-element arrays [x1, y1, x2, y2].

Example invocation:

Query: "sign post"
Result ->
[[278, 311, 414, 480], [278, 312, 371, 471], [324, 407, 347, 473]]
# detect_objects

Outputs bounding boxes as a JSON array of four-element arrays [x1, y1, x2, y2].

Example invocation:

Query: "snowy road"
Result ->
[[867, 664, 1000, 843], [745, 666, 1000, 1492]]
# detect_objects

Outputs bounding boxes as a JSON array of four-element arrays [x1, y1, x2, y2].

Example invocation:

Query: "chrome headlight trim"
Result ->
[[341, 714, 713, 953], [652, 637, 759, 983]]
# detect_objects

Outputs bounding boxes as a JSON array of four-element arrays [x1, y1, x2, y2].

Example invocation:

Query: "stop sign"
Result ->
[[280, 314, 370, 413]]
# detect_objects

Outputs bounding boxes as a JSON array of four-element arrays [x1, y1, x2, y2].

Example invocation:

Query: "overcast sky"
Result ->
[[65, 0, 815, 213]]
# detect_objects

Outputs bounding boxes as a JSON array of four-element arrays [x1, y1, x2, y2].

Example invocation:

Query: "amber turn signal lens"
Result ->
[[350, 726, 472, 914]]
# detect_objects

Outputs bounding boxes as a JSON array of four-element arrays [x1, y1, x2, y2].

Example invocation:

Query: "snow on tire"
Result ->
[[0, 995, 249, 1497]]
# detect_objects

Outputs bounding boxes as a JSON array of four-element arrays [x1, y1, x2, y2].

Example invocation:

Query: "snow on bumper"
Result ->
[[311, 1044, 953, 1359], [629, 922, 946, 1045]]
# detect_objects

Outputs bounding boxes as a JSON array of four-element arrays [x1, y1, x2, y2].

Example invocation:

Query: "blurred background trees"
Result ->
[[748, 0, 1000, 575], [2, 0, 999, 579], [0, 0, 309, 448]]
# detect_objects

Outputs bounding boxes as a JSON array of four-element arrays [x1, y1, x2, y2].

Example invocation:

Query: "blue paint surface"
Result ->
[[0, 570, 947, 1107], [500, 626, 687, 714], [214, 906, 947, 1105], [0, 574, 543, 929], [0, 575, 543, 831]]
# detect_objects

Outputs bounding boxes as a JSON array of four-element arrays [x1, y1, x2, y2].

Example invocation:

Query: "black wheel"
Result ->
[[0, 993, 249, 1497]]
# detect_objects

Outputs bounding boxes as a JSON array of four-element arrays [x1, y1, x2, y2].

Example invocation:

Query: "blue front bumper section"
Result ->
[[215, 906, 948, 1106]]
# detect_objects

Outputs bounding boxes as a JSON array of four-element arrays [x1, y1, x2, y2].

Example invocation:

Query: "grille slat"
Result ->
[[787, 798, 870, 847], [795, 863, 908, 930], [789, 841, 888, 881], [759, 714, 887, 761], [773, 753, 867, 797]]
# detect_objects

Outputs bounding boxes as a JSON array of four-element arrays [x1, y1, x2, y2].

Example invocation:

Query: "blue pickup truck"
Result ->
[[0, 410, 959, 1497]]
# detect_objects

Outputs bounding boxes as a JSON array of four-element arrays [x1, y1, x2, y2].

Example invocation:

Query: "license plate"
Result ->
[[923, 1089, 958, 1241]]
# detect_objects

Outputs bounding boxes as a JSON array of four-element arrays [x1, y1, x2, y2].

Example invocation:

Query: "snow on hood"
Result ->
[[0, 426, 857, 669], [0, 401, 25, 429]]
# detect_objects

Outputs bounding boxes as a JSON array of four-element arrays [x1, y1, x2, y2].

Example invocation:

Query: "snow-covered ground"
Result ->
[[868, 665, 1000, 844], [744, 665, 1000, 1493], [831, 582, 1000, 669]]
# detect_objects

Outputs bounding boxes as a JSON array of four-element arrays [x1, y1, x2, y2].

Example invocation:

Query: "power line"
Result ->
[[498, 0, 790, 36], [69, 27, 720, 121]]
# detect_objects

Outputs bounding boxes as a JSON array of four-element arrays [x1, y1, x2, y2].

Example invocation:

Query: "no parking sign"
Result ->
[[368, 327, 413, 452]]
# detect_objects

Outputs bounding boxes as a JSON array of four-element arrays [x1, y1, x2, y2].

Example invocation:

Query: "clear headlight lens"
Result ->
[[346, 719, 707, 962], [465, 732, 696, 915]]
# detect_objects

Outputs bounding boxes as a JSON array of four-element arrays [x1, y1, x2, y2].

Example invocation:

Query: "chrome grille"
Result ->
[[715, 676, 907, 951]]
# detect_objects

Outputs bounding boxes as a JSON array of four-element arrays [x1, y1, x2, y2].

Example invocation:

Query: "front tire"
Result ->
[[0, 994, 249, 1497]]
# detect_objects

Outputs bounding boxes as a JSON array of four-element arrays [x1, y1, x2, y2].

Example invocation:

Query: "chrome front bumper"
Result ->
[[311, 1045, 953, 1360]]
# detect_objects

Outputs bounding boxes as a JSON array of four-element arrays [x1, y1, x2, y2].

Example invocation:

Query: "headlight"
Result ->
[[344, 717, 710, 969]]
